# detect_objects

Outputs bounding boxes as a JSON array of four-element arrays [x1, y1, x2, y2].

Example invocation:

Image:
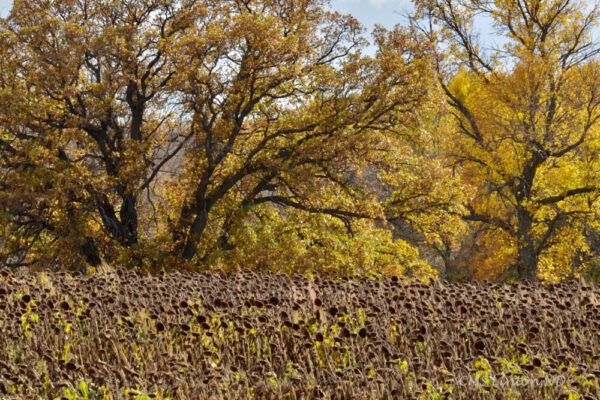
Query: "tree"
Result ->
[[0, 0, 194, 268], [413, 0, 600, 280], [0, 0, 464, 276]]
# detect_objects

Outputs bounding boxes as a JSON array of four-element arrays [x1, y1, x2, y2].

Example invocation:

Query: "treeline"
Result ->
[[0, 0, 599, 282]]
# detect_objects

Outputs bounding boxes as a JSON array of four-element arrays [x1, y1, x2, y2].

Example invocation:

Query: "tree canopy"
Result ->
[[413, 0, 600, 280], [2, 0, 600, 282], [0, 0, 466, 279]]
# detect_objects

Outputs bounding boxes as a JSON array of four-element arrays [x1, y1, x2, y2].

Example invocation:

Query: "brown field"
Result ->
[[0, 267, 598, 399]]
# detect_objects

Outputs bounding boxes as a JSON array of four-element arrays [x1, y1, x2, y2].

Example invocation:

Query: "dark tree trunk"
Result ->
[[517, 242, 538, 280], [517, 207, 538, 280], [119, 194, 138, 246], [81, 237, 102, 266], [97, 194, 138, 247], [513, 153, 545, 281], [182, 211, 208, 260], [177, 178, 213, 261]]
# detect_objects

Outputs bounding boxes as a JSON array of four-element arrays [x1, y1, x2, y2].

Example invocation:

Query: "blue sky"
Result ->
[[0, 0, 409, 30], [330, 0, 411, 30], [0, 0, 10, 17]]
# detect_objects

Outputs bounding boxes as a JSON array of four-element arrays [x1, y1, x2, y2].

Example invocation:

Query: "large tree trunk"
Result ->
[[81, 237, 102, 267], [513, 153, 544, 280], [119, 194, 138, 246], [97, 194, 139, 248], [178, 179, 213, 261], [517, 208, 538, 280], [517, 242, 538, 280], [182, 211, 208, 260]]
